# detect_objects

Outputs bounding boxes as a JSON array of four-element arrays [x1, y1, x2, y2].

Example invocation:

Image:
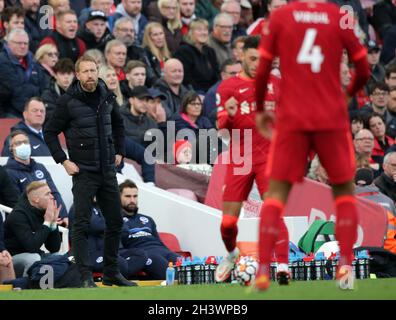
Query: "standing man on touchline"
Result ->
[[44, 54, 136, 288]]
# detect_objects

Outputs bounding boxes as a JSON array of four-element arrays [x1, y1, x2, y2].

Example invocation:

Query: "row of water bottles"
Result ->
[[166, 256, 223, 285], [280, 250, 371, 281]]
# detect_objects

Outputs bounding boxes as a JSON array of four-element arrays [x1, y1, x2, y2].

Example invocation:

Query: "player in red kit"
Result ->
[[214, 36, 290, 284], [254, 0, 371, 290]]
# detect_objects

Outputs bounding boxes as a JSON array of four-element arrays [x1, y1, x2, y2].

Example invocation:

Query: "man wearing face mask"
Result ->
[[4, 130, 68, 227]]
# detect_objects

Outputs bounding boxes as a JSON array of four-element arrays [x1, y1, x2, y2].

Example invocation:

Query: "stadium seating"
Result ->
[[0, 119, 19, 154]]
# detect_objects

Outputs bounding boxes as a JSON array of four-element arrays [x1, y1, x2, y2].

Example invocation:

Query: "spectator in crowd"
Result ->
[[372, 0, 396, 40], [148, 0, 182, 54], [44, 54, 134, 288], [195, 0, 219, 26], [231, 35, 246, 62], [78, 0, 114, 28], [68, 199, 149, 280], [112, 0, 148, 45], [4, 181, 62, 277], [112, 17, 146, 62], [203, 58, 241, 126], [208, 13, 233, 67], [381, 25, 396, 66], [173, 91, 217, 164], [47, 0, 71, 32], [0, 28, 46, 118], [142, 22, 171, 85], [375, 151, 396, 203], [5, 130, 68, 225], [120, 59, 146, 97], [246, 0, 287, 36], [341, 62, 360, 112], [385, 65, 396, 88], [239, 0, 253, 29], [367, 113, 395, 159], [104, 39, 127, 80], [329, 0, 369, 41], [99, 64, 126, 107], [174, 19, 219, 94], [354, 166, 396, 254], [41, 58, 75, 121], [354, 128, 382, 177], [221, 0, 246, 41], [0, 213, 15, 284], [2, 97, 52, 157], [85, 47, 106, 66], [120, 180, 181, 279], [179, 0, 196, 35], [20, 0, 51, 52], [385, 86, 396, 139], [77, 10, 113, 51], [39, 10, 86, 63], [361, 82, 390, 117], [350, 113, 364, 137], [173, 139, 192, 164], [0, 6, 25, 45], [307, 155, 329, 185], [146, 88, 167, 123], [366, 40, 386, 88], [34, 44, 60, 86], [153, 58, 190, 119], [120, 85, 165, 146], [123, 137, 156, 183], [48, 0, 71, 16], [0, 165, 19, 208]]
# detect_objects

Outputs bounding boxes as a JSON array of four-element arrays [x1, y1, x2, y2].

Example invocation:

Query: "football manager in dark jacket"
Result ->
[[44, 54, 135, 288]]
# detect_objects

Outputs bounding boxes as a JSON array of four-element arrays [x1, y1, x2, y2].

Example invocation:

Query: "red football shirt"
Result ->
[[258, 1, 367, 131], [217, 74, 271, 162]]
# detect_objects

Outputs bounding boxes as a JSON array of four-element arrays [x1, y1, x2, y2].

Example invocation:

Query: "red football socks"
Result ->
[[335, 195, 358, 266], [258, 198, 285, 276], [220, 214, 239, 252], [275, 217, 289, 264]]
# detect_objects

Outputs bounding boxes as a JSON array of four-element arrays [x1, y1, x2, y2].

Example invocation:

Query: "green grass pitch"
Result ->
[[0, 279, 395, 300]]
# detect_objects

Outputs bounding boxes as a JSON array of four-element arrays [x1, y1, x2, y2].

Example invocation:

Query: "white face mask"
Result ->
[[15, 143, 31, 160]]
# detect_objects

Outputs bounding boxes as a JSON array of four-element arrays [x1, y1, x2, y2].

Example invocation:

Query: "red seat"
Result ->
[[93, 232, 191, 281], [159, 232, 191, 258], [0, 118, 19, 154]]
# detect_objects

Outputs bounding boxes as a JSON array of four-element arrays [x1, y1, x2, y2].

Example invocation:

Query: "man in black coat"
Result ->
[[44, 54, 136, 288], [77, 10, 113, 51], [4, 181, 62, 277], [374, 151, 396, 203], [0, 165, 19, 209], [0, 28, 46, 118]]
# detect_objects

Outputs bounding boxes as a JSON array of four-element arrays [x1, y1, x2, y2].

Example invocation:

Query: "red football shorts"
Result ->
[[266, 129, 356, 184], [223, 161, 269, 202]]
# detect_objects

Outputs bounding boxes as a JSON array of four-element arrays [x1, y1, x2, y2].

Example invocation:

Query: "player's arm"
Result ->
[[216, 82, 236, 130], [341, 22, 371, 98], [255, 14, 278, 139]]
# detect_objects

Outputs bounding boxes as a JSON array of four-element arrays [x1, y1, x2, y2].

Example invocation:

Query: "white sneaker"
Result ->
[[337, 265, 354, 290], [215, 248, 240, 282]]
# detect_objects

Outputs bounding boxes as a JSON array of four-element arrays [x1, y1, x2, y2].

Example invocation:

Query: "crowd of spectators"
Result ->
[[1, 0, 396, 285]]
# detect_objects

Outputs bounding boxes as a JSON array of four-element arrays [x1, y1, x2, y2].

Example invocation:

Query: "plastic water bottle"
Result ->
[[166, 262, 175, 286]]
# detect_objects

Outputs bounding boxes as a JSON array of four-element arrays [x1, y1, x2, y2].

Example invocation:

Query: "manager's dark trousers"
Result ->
[[72, 170, 123, 278]]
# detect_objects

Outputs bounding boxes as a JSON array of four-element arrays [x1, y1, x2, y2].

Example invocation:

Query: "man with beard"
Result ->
[[44, 54, 135, 288], [120, 180, 181, 280]]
